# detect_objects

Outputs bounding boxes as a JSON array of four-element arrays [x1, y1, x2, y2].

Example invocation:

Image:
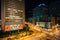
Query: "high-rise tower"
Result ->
[[1, 0, 25, 31]]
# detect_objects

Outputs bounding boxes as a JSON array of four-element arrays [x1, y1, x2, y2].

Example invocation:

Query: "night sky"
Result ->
[[0, 0, 1, 19], [25, 0, 57, 19], [25, 0, 54, 11], [0, 0, 60, 20]]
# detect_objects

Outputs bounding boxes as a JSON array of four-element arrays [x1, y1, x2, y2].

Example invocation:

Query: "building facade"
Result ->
[[49, 0, 60, 25], [1, 0, 25, 31], [33, 4, 49, 22]]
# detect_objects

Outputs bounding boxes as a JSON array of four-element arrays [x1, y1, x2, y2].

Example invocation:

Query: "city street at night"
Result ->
[[0, 0, 60, 40]]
